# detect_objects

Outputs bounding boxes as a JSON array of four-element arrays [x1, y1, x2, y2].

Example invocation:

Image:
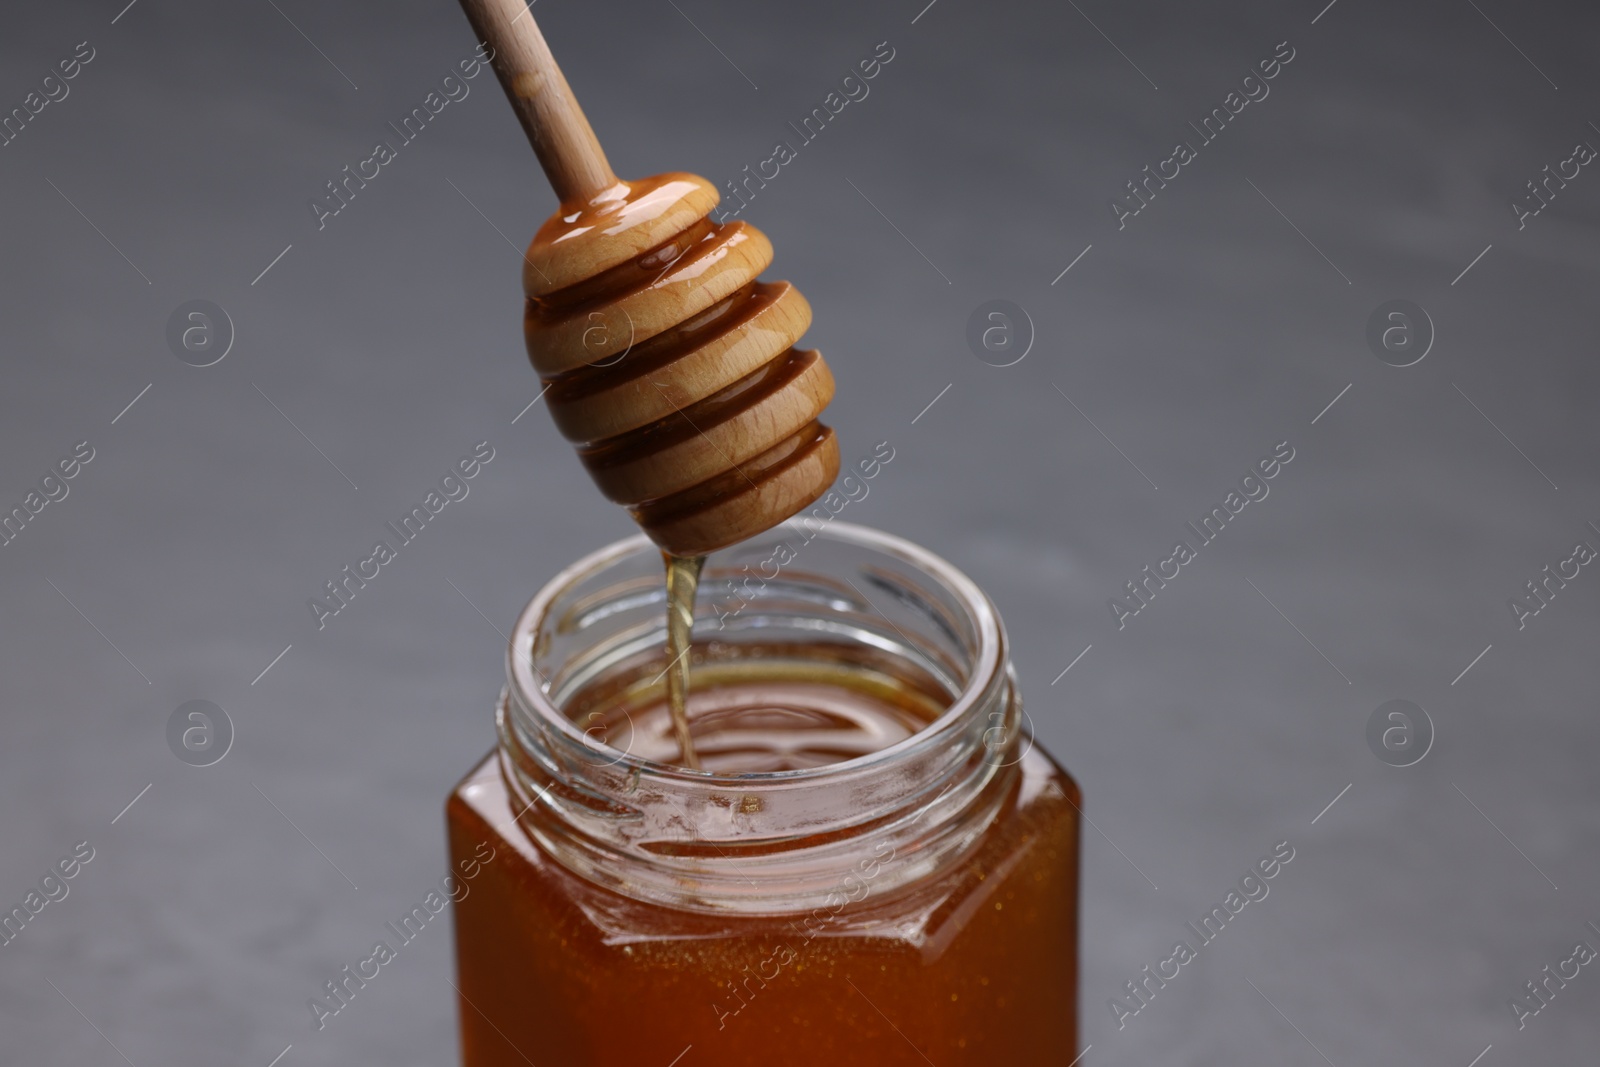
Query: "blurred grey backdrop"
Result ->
[[2, 0, 1598, 1063]]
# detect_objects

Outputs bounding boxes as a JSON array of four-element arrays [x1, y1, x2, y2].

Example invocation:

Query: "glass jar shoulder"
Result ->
[[447, 743, 1078, 952]]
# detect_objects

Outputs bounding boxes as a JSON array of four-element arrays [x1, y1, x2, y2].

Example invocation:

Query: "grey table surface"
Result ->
[[2, 0, 1597, 1063]]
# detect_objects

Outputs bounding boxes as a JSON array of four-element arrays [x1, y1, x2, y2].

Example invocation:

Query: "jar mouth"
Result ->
[[500, 520, 1018, 913], [506, 521, 1004, 785]]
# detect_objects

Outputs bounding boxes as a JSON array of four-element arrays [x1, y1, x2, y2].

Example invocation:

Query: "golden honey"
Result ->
[[447, 526, 1080, 1064]]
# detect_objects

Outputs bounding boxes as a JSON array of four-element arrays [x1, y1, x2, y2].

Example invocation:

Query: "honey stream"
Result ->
[[661, 552, 705, 770]]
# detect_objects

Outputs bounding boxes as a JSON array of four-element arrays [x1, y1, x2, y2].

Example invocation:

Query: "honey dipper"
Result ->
[[459, 0, 841, 557]]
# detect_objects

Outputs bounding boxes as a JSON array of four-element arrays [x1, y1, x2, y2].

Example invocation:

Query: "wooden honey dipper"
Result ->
[[459, 0, 841, 557]]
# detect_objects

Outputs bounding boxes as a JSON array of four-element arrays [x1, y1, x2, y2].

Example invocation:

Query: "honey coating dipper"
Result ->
[[459, 0, 841, 556]]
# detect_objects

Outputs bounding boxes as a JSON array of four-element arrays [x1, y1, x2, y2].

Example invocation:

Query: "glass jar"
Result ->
[[447, 522, 1080, 1065]]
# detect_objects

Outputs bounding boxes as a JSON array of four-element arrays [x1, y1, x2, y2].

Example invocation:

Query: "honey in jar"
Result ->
[[447, 523, 1080, 1064]]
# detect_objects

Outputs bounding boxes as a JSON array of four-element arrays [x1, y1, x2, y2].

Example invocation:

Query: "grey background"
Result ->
[[1, 0, 1596, 1063]]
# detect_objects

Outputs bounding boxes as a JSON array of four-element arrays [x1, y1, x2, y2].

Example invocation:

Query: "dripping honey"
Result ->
[[660, 552, 704, 770]]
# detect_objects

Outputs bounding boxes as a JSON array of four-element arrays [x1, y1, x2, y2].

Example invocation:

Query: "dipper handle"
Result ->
[[457, 0, 616, 202]]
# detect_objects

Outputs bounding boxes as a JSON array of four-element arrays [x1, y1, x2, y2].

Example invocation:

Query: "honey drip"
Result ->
[[661, 552, 705, 770]]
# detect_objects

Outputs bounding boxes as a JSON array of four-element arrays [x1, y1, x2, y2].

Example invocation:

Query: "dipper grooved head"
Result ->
[[459, 0, 840, 555]]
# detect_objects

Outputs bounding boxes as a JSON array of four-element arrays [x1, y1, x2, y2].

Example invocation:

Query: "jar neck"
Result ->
[[498, 523, 1023, 915]]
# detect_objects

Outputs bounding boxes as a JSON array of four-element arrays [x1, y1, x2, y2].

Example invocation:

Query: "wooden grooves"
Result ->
[[524, 173, 839, 555]]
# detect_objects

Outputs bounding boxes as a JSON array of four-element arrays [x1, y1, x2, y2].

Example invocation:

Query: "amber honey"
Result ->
[[447, 525, 1081, 1064], [661, 551, 705, 769]]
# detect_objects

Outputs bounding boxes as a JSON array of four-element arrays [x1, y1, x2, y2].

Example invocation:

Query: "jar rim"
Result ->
[[506, 520, 1004, 785]]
